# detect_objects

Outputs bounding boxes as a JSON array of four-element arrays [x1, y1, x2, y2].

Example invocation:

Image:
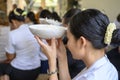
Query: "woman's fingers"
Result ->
[[35, 36, 47, 49], [35, 36, 50, 57], [51, 38, 57, 50], [58, 38, 64, 48]]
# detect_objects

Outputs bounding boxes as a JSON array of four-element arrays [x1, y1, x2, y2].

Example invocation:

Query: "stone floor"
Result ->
[[36, 74, 49, 80]]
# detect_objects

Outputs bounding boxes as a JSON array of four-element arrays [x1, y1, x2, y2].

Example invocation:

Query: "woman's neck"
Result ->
[[16, 22, 24, 27], [83, 48, 105, 68]]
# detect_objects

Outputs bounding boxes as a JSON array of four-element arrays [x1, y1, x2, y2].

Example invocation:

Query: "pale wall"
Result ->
[[81, 0, 120, 22]]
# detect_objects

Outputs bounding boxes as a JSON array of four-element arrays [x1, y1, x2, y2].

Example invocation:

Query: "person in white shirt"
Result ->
[[35, 9, 118, 80], [0, 8, 46, 80], [25, 11, 49, 74]]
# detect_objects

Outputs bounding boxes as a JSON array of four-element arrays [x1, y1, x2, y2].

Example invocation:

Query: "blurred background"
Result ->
[[0, 0, 120, 26], [0, 1, 120, 79]]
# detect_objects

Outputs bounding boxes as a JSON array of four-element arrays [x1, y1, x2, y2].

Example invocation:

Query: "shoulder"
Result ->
[[11, 24, 28, 33]]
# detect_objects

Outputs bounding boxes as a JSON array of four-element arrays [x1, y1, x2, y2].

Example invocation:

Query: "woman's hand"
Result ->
[[35, 36, 58, 80], [35, 36, 57, 61], [57, 39, 67, 61]]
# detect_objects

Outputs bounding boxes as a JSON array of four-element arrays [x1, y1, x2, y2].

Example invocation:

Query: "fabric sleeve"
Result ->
[[5, 32, 15, 54]]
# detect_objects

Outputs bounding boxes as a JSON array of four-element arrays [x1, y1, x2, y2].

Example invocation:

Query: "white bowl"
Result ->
[[29, 24, 67, 39]]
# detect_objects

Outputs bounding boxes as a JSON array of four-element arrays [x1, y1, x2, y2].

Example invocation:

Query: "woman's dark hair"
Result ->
[[8, 8, 25, 23], [112, 14, 120, 46], [111, 29, 120, 46], [52, 11, 61, 22], [39, 9, 52, 19], [62, 8, 81, 45], [70, 9, 111, 49], [63, 8, 81, 25], [27, 11, 38, 24], [117, 14, 120, 22]]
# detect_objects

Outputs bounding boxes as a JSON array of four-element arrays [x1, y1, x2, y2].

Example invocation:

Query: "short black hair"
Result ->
[[63, 8, 81, 25], [51, 11, 61, 22], [39, 9, 52, 19], [27, 11, 38, 24]]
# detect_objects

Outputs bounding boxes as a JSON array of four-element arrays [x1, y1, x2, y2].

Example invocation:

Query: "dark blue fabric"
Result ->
[[40, 60, 49, 74]]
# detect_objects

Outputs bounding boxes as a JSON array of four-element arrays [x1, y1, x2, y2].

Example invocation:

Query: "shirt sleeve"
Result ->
[[5, 32, 15, 54]]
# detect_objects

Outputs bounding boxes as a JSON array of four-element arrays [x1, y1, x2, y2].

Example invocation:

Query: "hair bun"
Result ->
[[104, 23, 116, 45]]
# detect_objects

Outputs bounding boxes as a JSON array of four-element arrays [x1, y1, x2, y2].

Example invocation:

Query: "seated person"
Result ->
[[0, 8, 45, 80]]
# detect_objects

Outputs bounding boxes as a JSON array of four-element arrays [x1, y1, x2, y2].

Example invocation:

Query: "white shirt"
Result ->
[[5, 24, 46, 70], [73, 56, 118, 80], [26, 23, 48, 61]]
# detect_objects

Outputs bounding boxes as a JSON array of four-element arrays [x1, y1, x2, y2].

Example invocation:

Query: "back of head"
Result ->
[[63, 8, 81, 25], [39, 6, 43, 11], [9, 8, 25, 23], [39, 9, 52, 19], [52, 11, 61, 22], [117, 14, 120, 22], [27, 11, 38, 24], [70, 9, 110, 49], [12, 4, 17, 10]]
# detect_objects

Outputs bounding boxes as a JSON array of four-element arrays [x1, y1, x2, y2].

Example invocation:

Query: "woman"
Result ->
[[0, 8, 45, 80], [25, 11, 39, 25], [25, 11, 48, 74], [62, 8, 85, 78], [35, 9, 119, 80]]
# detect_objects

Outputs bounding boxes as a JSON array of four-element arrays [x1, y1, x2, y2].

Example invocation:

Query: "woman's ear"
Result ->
[[76, 36, 87, 59], [78, 36, 87, 48]]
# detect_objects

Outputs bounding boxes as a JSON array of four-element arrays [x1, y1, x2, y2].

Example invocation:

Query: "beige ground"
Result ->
[[36, 74, 49, 80]]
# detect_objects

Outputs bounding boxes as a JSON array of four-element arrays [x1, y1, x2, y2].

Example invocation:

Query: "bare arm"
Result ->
[[35, 36, 58, 80], [4, 52, 15, 63], [57, 39, 71, 80], [35, 36, 71, 80], [58, 56, 71, 80], [48, 58, 58, 80]]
